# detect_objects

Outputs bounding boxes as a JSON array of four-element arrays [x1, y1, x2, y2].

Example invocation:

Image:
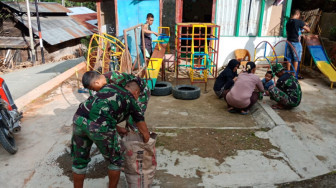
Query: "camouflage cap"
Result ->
[[272, 63, 285, 74]]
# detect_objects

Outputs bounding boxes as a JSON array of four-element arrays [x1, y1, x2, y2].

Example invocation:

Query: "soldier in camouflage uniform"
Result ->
[[72, 75, 150, 188], [83, 70, 150, 132], [268, 63, 302, 109]]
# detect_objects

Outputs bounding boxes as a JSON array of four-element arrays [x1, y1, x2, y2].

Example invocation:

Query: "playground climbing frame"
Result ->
[[175, 23, 220, 88]]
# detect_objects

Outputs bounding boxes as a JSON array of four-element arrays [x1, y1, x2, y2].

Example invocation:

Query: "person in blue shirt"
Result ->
[[286, 9, 310, 79], [261, 71, 274, 96]]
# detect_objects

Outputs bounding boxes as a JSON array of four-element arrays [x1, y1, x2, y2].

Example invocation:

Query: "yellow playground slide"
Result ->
[[303, 34, 336, 88]]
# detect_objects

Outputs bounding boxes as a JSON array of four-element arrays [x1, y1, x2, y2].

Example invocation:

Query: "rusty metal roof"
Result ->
[[16, 15, 93, 45], [70, 13, 98, 33], [2, 2, 71, 14]]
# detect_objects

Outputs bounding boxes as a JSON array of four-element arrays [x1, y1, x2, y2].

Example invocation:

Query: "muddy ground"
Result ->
[[0, 67, 335, 187], [155, 128, 275, 163], [55, 127, 277, 187]]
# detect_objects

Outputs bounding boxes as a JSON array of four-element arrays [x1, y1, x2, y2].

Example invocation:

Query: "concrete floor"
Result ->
[[0, 66, 335, 187], [146, 84, 258, 129]]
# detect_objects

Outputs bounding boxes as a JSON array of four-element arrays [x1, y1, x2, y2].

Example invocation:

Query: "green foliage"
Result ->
[[80, 36, 92, 58], [80, 36, 91, 48]]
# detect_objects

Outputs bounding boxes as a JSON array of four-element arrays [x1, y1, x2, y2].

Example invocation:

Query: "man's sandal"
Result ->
[[228, 107, 236, 113], [240, 110, 249, 115]]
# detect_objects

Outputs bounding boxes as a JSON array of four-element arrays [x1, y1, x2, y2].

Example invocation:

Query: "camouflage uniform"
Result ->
[[103, 71, 150, 132], [71, 84, 144, 174], [269, 72, 302, 107]]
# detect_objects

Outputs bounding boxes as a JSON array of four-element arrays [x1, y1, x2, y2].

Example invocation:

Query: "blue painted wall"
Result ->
[[117, 0, 160, 64]]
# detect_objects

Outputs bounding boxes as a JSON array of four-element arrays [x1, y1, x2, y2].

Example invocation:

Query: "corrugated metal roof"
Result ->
[[2, 2, 70, 14], [15, 15, 92, 45], [70, 13, 98, 33], [67, 7, 95, 15]]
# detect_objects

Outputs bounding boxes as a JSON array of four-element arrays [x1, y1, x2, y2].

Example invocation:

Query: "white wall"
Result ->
[[218, 36, 287, 67]]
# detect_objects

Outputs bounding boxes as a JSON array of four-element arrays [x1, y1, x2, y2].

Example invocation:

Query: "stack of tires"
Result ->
[[151, 81, 200, 100]]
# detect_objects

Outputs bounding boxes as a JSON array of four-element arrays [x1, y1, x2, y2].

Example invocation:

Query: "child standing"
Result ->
[[286, 9, 310, 79], [262, 71, 274, 96]]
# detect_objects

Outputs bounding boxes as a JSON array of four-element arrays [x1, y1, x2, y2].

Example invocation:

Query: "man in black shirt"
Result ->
[[286, 9, 310, 79], [141, 13, 159, 60]]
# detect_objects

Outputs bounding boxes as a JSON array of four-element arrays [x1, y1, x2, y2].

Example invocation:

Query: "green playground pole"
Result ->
[[283, 0, 293, 37], [235, 0, 242, 37], [257, 0, 265, 37]]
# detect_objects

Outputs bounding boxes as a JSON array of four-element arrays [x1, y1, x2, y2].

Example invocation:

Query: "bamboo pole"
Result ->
[[134, 28, 140, 70]]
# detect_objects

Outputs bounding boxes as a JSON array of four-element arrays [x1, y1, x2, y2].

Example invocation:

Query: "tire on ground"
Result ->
[[0, 127, 17, 154], [151, 81, 172, 96], [172, 85, 201, 100]]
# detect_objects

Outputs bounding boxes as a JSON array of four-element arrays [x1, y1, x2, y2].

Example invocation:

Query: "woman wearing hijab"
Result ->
[[213, 59, 240, 98], [225, 61, 264, 115]]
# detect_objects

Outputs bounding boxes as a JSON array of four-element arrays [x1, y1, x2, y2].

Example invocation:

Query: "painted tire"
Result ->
[[172, 85, 201, 100], [151, 81, 172, 96]]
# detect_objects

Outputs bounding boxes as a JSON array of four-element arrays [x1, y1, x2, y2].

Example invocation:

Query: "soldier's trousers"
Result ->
[[269, 86, 296, 107], [71, 123, 123, 174]]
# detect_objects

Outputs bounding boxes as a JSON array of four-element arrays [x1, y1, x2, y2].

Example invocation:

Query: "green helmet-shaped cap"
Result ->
[[272, 63, 285, 74]]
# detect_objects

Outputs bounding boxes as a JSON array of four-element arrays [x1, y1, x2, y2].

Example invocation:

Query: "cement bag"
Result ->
[[122, 132, 157, 188]]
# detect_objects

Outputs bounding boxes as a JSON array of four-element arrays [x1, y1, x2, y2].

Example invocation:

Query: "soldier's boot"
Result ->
[[73, 173, 85, 188], [108, 170, 120, 188]]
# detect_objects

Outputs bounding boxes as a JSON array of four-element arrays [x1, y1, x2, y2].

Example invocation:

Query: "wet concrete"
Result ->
[[0, 67, 335, 187]]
